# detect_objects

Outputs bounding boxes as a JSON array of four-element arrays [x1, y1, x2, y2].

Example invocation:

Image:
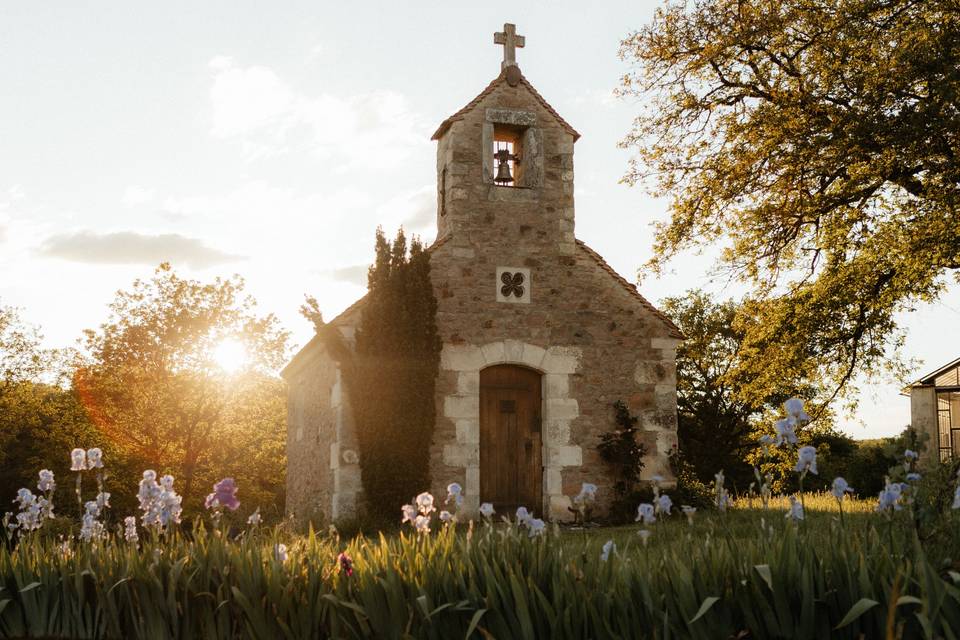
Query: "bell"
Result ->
[[494, 147, 515, 184], [495, 157, 514, 184]]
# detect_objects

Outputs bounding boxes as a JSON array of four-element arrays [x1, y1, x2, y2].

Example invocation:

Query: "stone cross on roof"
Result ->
[[494, 23, 525, 71]]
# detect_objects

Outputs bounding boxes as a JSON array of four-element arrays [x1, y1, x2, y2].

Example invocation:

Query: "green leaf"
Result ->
[[18, 582, 42, 593], [107, 577, 130, 596], [896, 596, 923, 607], [754, 564, 773, 591], [688, 596, 720, 624], [835, 598, 879, 629], [464, 609, 487, 639]]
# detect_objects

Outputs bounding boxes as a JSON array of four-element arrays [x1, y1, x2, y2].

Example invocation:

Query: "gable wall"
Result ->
[[429, 240, 679, 521]]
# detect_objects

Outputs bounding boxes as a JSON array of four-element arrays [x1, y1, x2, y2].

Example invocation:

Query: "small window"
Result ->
[[439, 167, 447, 216], [492, 124, 524, 187]]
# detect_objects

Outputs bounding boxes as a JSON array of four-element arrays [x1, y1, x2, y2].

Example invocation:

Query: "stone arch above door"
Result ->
[[439, 340, 582, 520]]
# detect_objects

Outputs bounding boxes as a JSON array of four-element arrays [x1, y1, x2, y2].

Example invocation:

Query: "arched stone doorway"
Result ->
[[479, 364, 542, 514]]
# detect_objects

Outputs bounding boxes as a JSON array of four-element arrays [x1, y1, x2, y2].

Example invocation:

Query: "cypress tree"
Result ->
[[347, 228, 440, 518]]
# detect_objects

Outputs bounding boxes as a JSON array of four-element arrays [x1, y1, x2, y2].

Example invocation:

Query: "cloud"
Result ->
[[0, 224, 6, 244], [40, 231, 243, 268], [207, 56, 430, 167], [328, 264, 368, 286], [121, 185, 155, 206], [374, 185, 437, 237], [305, 43, 325, 63], [570, 88, 619, 108]]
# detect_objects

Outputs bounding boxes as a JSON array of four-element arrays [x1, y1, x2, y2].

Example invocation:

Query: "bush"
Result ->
[[668, 446, 715, 510]]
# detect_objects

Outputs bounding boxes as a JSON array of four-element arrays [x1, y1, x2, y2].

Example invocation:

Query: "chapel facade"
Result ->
[[282, 24, 683, 523]]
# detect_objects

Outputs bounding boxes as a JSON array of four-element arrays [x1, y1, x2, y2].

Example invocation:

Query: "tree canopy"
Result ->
[[75, 264, 290, 513], [620, 0, 960, 407]]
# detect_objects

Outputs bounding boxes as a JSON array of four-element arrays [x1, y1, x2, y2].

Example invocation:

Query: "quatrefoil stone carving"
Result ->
[[495, 267, 531, 304], [500, 271, 525, 298]]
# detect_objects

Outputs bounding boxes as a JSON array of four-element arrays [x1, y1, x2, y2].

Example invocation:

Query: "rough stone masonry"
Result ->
[[282, 23, 683, 524]]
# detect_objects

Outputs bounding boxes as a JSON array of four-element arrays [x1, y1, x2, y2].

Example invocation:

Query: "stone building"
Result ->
[[282, 24, 683, 523], [904, 356, 960, 462]]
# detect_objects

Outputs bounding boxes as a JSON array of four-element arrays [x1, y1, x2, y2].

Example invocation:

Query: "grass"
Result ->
[[2, 494, 960, 639], [572, 493, 882, 550]]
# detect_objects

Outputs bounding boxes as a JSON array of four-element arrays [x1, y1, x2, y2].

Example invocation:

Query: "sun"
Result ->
[[212, 338, 249, 374]]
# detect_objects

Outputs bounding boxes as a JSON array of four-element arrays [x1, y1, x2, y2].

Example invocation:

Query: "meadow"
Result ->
[[2, 491, 960, 639]]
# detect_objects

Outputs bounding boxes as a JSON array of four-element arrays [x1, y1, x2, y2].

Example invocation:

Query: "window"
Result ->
[[937, 390, 960, 461], [439, 167, 447, 216], [492, 124, 524, 186]]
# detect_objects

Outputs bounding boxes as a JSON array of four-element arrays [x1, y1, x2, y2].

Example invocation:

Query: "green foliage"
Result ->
[[73, 264, 288, 519], [3, 506, 960, 638], [0, 382, 126, 517], [620, 0, 960, 406], [667, 446, 715, 510], [596, 401, 647, 523], [841, 438, 899, 498], [347, 228, 441, 520], [0, 275, 289, 524], [662, 290, 834, 490], [597, 401, 645, 496], [661, 292, 759, 489]]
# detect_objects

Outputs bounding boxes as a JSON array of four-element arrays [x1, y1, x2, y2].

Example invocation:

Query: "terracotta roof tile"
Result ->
[[431, 69, 580, 142], [576, 240, 685, 340]]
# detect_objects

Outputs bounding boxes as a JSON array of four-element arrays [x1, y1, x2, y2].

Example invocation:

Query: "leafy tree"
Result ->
[[661, 292, 757, 489], [620, 0, 960, 408], [75, 264, 290, 514], [0, 381, 119, 520], [0, 304, 45, 387], [662, 290, 846, 490], [343, 228, 441, 519], [0, 304, 101, 515], [0, 304, 45, 471]]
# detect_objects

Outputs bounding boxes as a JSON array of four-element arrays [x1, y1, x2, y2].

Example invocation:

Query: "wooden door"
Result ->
[[479, 365, 542, 515]]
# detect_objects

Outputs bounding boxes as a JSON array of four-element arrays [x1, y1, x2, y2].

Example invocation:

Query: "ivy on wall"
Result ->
[[344, 228, 441, 518], [598, 400, 647, 522]]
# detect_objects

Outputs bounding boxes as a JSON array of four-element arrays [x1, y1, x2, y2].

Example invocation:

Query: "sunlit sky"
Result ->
[[2, 2, 957, 439]]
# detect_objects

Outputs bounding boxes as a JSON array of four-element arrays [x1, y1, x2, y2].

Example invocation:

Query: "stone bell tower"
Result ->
[[431, 23, 580, 256]]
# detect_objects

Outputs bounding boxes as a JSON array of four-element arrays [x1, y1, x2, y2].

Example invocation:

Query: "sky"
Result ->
[[1, 2, 957, 439]]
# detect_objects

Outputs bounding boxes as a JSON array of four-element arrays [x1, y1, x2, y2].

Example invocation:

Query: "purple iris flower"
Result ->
[[205, 477, 240, 511]]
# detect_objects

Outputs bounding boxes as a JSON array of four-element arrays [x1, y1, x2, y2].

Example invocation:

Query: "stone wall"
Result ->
[[910, 386, 938, 464], [427, 73, 681, 520], [284, 340, 362, 525]]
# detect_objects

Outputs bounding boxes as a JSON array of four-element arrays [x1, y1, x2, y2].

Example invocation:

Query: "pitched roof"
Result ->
[[576, 240, 685, 340], [904, 356, 960, 391], [431, 68, 580, 142]]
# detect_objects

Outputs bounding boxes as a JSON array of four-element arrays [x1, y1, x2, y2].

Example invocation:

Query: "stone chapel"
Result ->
[[282, 24, 683, 523]]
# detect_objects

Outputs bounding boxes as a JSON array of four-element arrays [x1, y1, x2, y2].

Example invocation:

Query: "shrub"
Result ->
[[597, 401, 646, 522], [668, 446, 714, 510]]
